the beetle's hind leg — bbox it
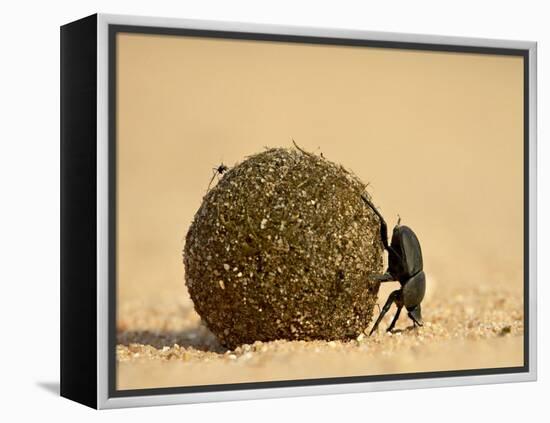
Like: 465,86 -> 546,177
386,304 -> 403,332
407,304 -> 423,327
369,289 -> 402,336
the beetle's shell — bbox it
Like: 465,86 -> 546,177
390,226 -> 423,279
184,147 -> 384,349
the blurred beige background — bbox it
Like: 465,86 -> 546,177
117,33 -> 523,302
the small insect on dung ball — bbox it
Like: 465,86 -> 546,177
184,147 -> 384,349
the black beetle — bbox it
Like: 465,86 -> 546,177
361,195 -> 426,335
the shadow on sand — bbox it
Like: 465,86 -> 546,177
117,326 -> 227,353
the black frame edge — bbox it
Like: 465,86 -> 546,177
60,13 -> 98,409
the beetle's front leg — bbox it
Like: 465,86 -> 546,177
369,289 -> 402,336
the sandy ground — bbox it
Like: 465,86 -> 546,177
116,282 -> 523,390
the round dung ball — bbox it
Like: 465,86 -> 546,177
184,147 -> 383,349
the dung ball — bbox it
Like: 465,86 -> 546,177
184,147 -> 383,349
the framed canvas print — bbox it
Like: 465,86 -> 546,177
60,13 -> 537,409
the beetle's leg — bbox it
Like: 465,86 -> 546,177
360,195 -> 403,262
361,195 -> 389,250
369,289 -> 401,336
386,305 -> 403,332
373,272 -> 393,283
407,304 -> 423,327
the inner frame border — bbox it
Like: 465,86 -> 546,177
97,14 -> 536,408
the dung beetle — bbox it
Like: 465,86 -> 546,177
361,195 -> 426,335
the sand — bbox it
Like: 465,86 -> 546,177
116,282 -> 523,390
